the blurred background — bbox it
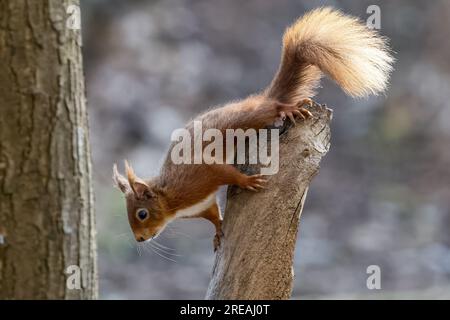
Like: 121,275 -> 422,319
80,0 -> 450,299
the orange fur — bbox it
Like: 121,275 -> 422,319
113,7 -> 394,249
267,7 -> 394,102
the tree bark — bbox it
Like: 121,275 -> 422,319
206,101 -> 332,300
0,0 -> 97,299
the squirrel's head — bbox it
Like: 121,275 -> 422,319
113,161 -> 170,242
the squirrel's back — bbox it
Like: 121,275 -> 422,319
266,7 -> 394,104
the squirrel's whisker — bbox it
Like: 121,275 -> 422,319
147,242 -> 181,257
151,239 -> 176,252
136,243 -> 143,257
145,243 -> 178,263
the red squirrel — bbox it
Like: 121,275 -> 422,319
113,7 -> 394,250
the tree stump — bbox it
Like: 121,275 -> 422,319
206,101 -> 332,300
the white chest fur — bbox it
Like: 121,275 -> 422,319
175,192 -> 217,218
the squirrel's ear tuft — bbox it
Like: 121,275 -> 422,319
113,164 -> 129,193
124,160 -> 153,199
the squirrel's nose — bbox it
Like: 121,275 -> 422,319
136,236 -> 145,242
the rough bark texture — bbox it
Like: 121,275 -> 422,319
206,101 -> 332,300
0,0 -> 97,299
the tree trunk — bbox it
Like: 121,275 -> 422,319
206,102 -> 332,300
0,0 -> 97,299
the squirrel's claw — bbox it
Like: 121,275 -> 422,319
287,112 -> 296,125
276,98 -> 313,125
213,230 -> 224,252
298,98 -> 313,108
299,107 -> 313,119
240,174 -> 267,192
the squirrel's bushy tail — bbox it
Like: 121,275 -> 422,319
267,7 -> 394,103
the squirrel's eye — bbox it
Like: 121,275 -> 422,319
136,209 -> 148,221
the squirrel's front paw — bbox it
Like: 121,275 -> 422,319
239,174 -> 267,192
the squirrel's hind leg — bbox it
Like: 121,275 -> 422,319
199,203 -> 224,252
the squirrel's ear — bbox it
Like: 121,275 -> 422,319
124,160 -> 153,199
132,180 -> 153,200
112,164 -> 129,193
